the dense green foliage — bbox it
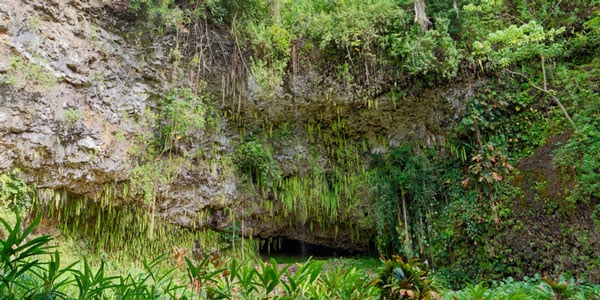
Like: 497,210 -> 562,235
0,212 -> 599,298
120,0 -> 600,287
371,146 -> 439,258
0,213 -> 380,299
3,0 -> 599,294
234,138 -> 281,188
0,169 -> 33,212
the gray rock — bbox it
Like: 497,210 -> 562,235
77,136 -> 100,151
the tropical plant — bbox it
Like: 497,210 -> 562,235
0,169 -> 34,212
0,214 -> 53,297
377,256 -> 439,300
26,251 -> 77,299
234,139 -> 281,189
73,258 -> 120,299
279,259 -> 322,298
185,254 -> 225,298
253,258 -> 287,298
321,265 -> 379,299
371,146 -> 439,258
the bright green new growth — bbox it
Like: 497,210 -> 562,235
2,57 -> 57,89
473,21 -> 565,68
0,169 -> 34,212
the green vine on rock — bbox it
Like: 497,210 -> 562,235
233,138 -> 281,190
0,169 -> 34,212
129,87 -> 208,240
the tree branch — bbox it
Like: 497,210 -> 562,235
504,68 -> 577,130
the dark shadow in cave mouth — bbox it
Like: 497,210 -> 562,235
259,238 -> 364,260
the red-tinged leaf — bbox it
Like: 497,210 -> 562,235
492,172 -> 503,181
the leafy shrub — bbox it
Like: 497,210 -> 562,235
377,256 -> 439,300
371,146 -> 439,258
0,169 -> 33,211
473,21 -> 565,68
156,87 -> 208,154
234,139 -> 281,188
307,0 -> 403,55
388,17 -> 462,79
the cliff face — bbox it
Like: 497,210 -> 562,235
0,0 -> 238,229
1,0 -> 140,191
0,0 -> 467,251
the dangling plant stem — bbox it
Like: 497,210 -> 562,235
401,188 -> 413,258
149,183 -> 157,240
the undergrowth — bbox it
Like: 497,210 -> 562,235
1,211 -> 598,299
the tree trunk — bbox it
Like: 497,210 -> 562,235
271,0 -> 281,24
414,0 -> 431,32
453,0 -> 459,16
474,119 -> 483,153
401,189 -> 414,258
541,55 -> 576,129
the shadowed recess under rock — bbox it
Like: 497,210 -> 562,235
258,237 -> 367,259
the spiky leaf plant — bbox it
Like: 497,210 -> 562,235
377,255 -> 439,299
72,258 -> 119,300
26,251 -> 77,299
0,214 -> 53,297
539,276 -> 574,300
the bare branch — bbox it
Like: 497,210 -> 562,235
504,68 -> 577,130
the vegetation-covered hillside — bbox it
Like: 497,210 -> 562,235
1,0 -> 599,296
127,0 -> 600,286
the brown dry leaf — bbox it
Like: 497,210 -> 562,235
492,171 -> 503,181
462,178 -> 469,188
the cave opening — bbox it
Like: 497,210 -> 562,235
258,238 -> 358,260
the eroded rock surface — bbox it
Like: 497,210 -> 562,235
0,0 -> 468,252
0,0 -> 235,228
